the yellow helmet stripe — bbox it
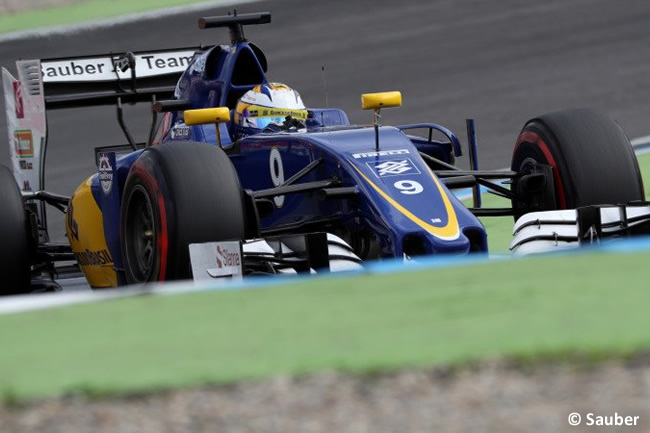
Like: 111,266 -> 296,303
237,104 -> 307,120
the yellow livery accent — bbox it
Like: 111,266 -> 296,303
65,176 -> 117,288
350,163 -> 460,240
361,91 -> 402,110
184,107 -> 230,125
235,103 -> 308,121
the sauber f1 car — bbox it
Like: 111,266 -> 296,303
1,12 -> 647,294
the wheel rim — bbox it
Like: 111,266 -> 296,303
124,185 -> 156,282
514,129 -> 568,210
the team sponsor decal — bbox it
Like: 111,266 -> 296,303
352,149 -> 409,159
13,129 -> 33,157
13,81 -> 24,119
239,103 -> 308,120
189,241 -> 243,280
368,158 -> 420,178
19,160 -> 33,170
170,125 -> 190,139
98,153 -> 114,196
211,244 -> 242,274
75,248 -> 113,267
40,50 -> 197,83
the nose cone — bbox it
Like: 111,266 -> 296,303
349,159 -> 460,241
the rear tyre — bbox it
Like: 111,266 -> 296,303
120,142 -> 246,284
511,108 -> 644,220
0,165 -> 30,294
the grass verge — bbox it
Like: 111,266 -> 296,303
1,248 -> 650,402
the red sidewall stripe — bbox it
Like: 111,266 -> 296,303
156,193 -> 169,281
515,131 -> 568,209
130,162 -> 169,281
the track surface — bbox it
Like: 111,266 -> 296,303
1,0 -> 650,242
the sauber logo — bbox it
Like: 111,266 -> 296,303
98,154 -> 113,195
40,51 -> 197,83
13,81 -> 24,119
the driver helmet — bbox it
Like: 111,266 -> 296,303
234,82 -> 307,138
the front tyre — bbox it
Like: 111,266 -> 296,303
120,142 -> 246,284
511,108 -> 644,220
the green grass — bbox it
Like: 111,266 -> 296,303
2,249 -> 650,401
0,0 -> 221,35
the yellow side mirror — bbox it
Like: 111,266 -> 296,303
361,91 -> 402,152
361,91 -> 402,110
184,107 -> 230,126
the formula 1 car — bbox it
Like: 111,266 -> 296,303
1,12 -> 647,294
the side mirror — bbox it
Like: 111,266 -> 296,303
184,107 -> 230,146
360,91 -> 402,151
184,107 -> 230,125
361,91 -> 402,110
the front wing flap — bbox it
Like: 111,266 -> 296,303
189,233 -> 363,281
510,203 -> 650,254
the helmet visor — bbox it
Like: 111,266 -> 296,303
253,116 -> 286,130
238,104 -> 307,130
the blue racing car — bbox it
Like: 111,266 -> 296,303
1,12 -> 646,293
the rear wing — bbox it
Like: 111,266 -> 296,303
2,47 -> 203,194
40,48 -> 201,108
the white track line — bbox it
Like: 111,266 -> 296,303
0,289 -> 133,315
0,0 -> 255,43
631,135 -> 650,145
631,135 -> 650,154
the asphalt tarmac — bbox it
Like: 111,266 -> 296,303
1,0 -> 649,243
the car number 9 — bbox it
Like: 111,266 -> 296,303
269,147 -> 285,207
394,180 -> 423,195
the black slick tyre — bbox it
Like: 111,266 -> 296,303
511,108 -> 644,219
0,165 -> 30,294
120,142 -> 246,284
